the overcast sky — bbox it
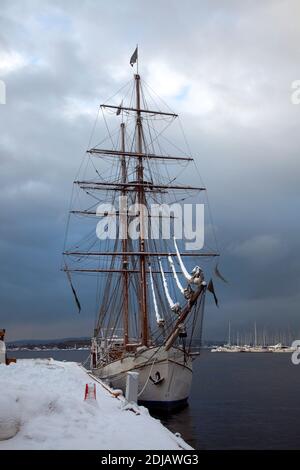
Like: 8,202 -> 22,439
0,0 -> 300,342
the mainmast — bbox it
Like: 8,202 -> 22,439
120,122 -> 129,347
135,73 -> 148,346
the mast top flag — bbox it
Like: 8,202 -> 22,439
130,46 -> 138,68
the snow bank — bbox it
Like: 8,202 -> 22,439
0,359 -> 192,450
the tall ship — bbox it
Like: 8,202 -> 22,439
63,48 -> 221,409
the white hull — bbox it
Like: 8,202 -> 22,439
93,346 -> 193,408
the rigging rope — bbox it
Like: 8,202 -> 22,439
137,359 -> 156,397
173,237 -> 192,283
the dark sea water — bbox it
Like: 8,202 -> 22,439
10,349 -> 300,450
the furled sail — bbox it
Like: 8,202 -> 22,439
173,237 -> 205,287
158,258 -> 181,314
207,278 -> 219,307
168,254 -> 194,300
65,268 -> 81,313
168,255 -> 185,295
149,264 -> 165,326
173,237 -> 192,282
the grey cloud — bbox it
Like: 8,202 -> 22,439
0,0 -> 299,341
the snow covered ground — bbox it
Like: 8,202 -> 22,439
0,359 -> 192,450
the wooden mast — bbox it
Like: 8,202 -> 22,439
120,122 -> 129,348
135,72 -> 148,346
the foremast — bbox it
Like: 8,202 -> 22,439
135,73 -> 148,346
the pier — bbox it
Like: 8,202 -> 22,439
0,359 -> 191,450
